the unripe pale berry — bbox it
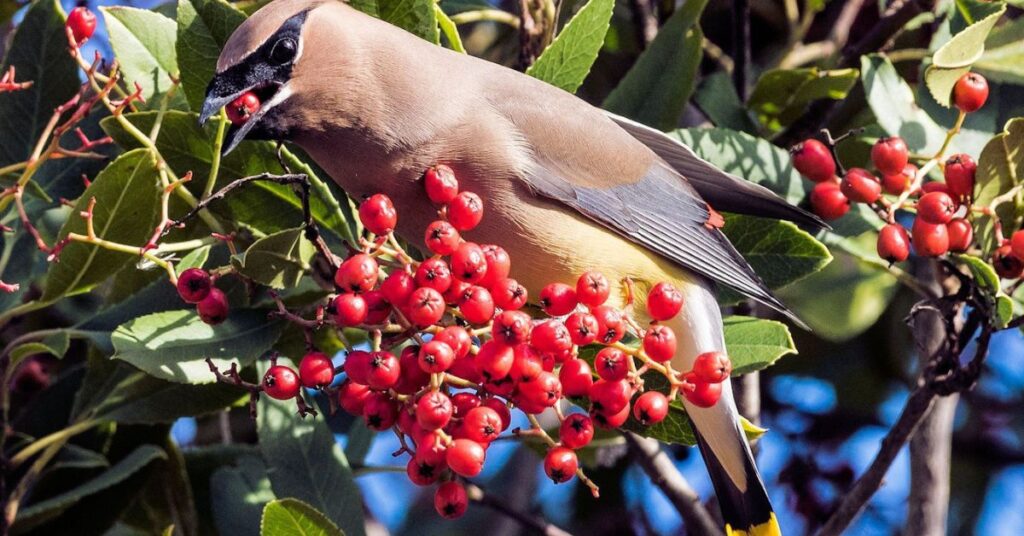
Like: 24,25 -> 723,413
810,182 -> 850,221
953,72 -> 989,113
877,224 -> 911,263
791,139 -> 836,183
262,365 -> 300,400
871,137 -> 909,176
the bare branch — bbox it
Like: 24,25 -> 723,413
466,483 -> 574,536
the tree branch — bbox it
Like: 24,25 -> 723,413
623,432 -> 725,536
466,483 -> 574,536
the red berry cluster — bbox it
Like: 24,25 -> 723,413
791,72 -> 1023,278
195,164 -> 734,519
176,268 -> 230,324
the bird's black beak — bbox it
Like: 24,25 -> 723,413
200,75 -> 282,156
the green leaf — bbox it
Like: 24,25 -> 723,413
995,294 -> 1014,328
721,214 -> 832,292
42,149 -> 162,301
85,363 -> 247,424
378,0 -> 439,43
261,499 -> 344,536
232,228 -> 316,289
602,0 -> 707,130
0,0 -> 79,169
526,0 -> 614,93
954,254 -> 1001,291
779,232 -> 900,342
177,0 -> 247,111
692,72 -> 758,133
925,4 -> 1006,106
746,68 -> 858,132
257,377 -> 365,536
14,446 -> 167,531
10,331 -> 70,365
974,118 -> 1023,247
862,55 -> 951,154
722,316 -> 797,375
102,7 -> 182,107
112,309 -> 284,384
101,111 -> 354,244
211,455 -> 277,536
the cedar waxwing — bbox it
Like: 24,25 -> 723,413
201,1 -> 824,533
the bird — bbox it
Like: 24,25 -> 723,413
201,1 -> 823,533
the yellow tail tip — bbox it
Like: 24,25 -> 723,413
726,513 -> 782,536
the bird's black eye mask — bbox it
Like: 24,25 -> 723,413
200,10 -> 311,152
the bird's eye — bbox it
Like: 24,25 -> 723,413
269,37 -> 297,65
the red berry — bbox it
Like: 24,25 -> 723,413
531,320 -> 572,354
810,182 -> 850,221
262,365 -> 300,400
343,350 -> 372,384
559,358 -> 594,398
684,381 -> 722,408
595,347 -> 629,381
365,351 -> 401,390
406,457 -> 441,486
491,310 -> 531,346
442,280 -> 471,305
478,245 -> 510,289
381,271 -> 415,306
1011,230 -> 1024,260
559,413 -> 594,448
446,439 -> 486,477
918,191 -> 957,224
416,390 -> 453,430
424,220 -> 461,255
176,268 -> 211,303
921,181 -> 951,196
643,325 -> 677,363
993,244 -> 1024,279
947,219 -> 973,253
407,287 -> 445,326
544,447 -> 579,483
358,194 -> 397,235
450,242 -> 488,283
332,293 -> 368,326
576,271 -> 610,307
67,6 -> 97,44
476,340 -> 514,380
953,72 -> 989,113
434,481 -> 469,519
871,137 -> 909,176
877,224 -> 911,263
647,282 -> 684,321
841,168 -> 882,204
634,391 -> 670,425
457,285 -> 495,324
592,403 -> 631,429
589,379 -> 631,415
448,192 -> 484,231
540,283 -> 578,316
363,393 -> 397,430
415,430 -> 449,465
337,379 -> 371,415
451,392 -> 481,418
395,346 -> 430,395
418,340 -> 455,373
912,219 -> 950,257
882,164 -> 916,195
298,351 -> 334,388
565,312 -> 599,345
415,258 -> 452,293
335,254 -> 378,293
492,278 -> 528,310
481,397 -> 511,430
197,287 -> 229,325
944,154 -> 976,200
592,305 -> 625,344
518,371 -> 562,408
363,291 -> 391,324
463,406 -> 502,443
692,351 -> 732,383
791,139 -> 836,183
225,92 -> 260,125
434,326 -> 473,359
424,165 -> 459,204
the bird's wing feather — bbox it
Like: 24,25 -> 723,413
604,112 -> 827,230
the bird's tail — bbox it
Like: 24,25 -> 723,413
657,276 -> 779,536
694,428 -> 780,536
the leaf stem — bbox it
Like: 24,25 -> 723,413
205,109 -> 229,199
435,4 -> 467,53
